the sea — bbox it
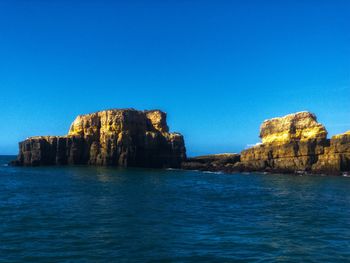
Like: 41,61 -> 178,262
0,155 -> 349,262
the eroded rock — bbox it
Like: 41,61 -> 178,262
312,131 -> 350,174
240,112 -> 349,175
182,112 -> 350,175
13,109 -> 186,168
259,111 -> 327,144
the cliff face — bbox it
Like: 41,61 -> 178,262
14,109 -> 186,168
240,112 -> 350,174
312,131 -> 350,174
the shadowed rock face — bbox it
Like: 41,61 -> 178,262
312,131 -> 350,174
240,112 -> 350,174
13,109 -> 186,168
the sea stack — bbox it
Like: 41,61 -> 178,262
13,109 -> 186,168
240,112 -> 350,174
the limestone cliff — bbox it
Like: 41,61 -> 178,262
312,131 -> 350,174
240,112 -> 350,175
13,109 -> 186,168
259,112 -> 327,144
181,111 -> 349,175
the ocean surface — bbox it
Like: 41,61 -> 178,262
0,155 -> 350,262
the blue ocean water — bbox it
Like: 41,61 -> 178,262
0,155 -> 350,262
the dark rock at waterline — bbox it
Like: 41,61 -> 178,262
181,153 -> 240,172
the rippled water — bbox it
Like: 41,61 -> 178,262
1,155 -> 350,262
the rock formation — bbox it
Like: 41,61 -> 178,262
12,109 -> 350,175
240,112 -> 350,175
181,111 -> 350,175
13,109 -> 186,168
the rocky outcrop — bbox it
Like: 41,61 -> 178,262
240,112 -> 350,175
181,154 -> 240,172
181,111 -> 349,175
13,109 -> 186,168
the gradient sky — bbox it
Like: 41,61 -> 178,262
0,0 -> 349,156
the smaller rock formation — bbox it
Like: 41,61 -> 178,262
13,109 -> 186,168
182,111 -> 350,175
240,112 -> 350,175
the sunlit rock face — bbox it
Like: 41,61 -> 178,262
259,111 -> 327,144
241,112 -> 350,174
14,109 -> 186,168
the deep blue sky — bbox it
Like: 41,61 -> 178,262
0,0 -> 349,156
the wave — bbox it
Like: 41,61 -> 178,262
166,168 -> 181,171
202,171 -> 223,175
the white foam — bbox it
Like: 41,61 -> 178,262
245,142 -> 262,149
202,171 -> 223,175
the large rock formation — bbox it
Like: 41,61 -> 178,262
13,109 -> 186,168
240,112 -> 350,175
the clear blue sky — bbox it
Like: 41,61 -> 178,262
0,0 -> 349,156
